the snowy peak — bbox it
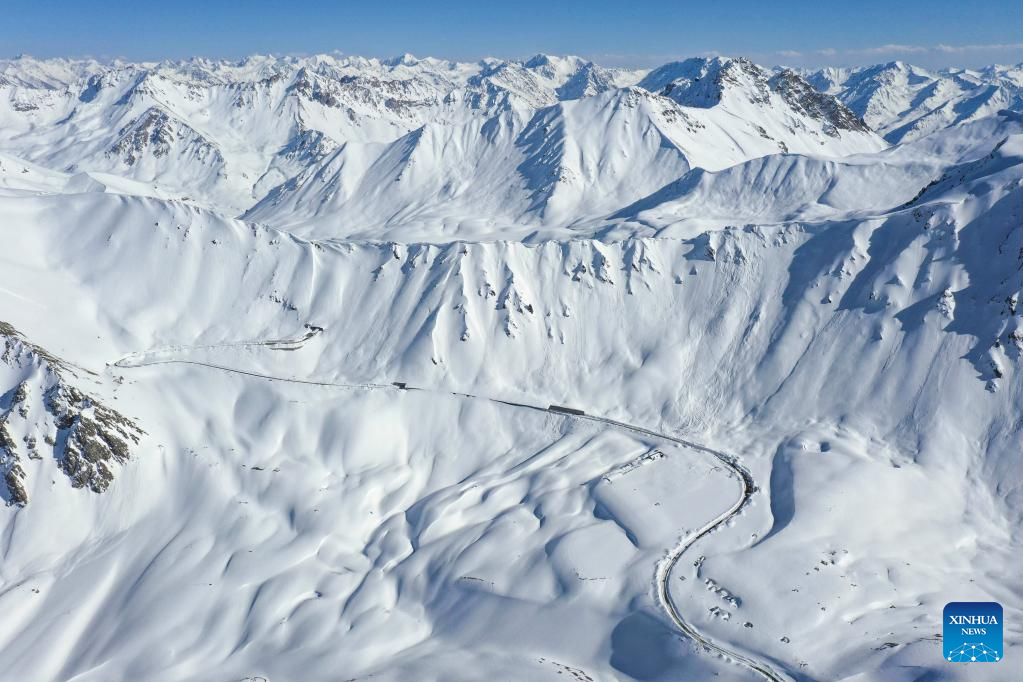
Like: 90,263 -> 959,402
513,87 -> 692,221
109,105 -> 222,167
556,62 -> 621,100
805,60 -> 1023,142
281,127 -> 339,162
382,52 -> 422,68
638,57 -> 769,108
636,57 -> 874,145
522,53 -> 588,78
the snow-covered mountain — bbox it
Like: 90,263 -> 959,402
804,60 -> 1023,143
2,53 -> 1022,682
1,53 -> 880,227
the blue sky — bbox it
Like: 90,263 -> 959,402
3,0 -> 1021,68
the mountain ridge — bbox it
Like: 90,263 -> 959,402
2,53 -> 889,223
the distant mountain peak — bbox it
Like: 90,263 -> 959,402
637,56 -> 771,108
383,53 -> 421,67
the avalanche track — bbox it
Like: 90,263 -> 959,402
111,330 -> 787,682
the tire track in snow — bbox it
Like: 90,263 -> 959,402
111,334 -> 787,682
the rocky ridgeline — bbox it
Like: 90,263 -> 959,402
649,58 -> 867,134
768,69 -> 870,135
0,321 -> 142,506
109,106 -> 224,167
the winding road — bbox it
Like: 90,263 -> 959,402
112,328 -> 787,682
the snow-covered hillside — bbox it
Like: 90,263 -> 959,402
1,53 -> 1022,682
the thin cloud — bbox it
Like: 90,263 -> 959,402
842,42 -> 1023,56
762,42 -> 1023,69
934,42 -> 1023,53
852,44 -> 931,55
581,42 -> 1023,70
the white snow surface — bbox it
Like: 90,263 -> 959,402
1,53 -> 1022,682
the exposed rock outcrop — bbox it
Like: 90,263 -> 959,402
0,321 -> 142,505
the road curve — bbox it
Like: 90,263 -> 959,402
585,414 -> 786,682
112,338 -> 787,682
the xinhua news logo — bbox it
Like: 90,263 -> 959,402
943,602 -> 1002,663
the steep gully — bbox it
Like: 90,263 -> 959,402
111,327 -> 787,682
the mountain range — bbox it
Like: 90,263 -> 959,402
1,52 -> 1022,681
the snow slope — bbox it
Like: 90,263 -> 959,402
1,53 -> 1022,682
